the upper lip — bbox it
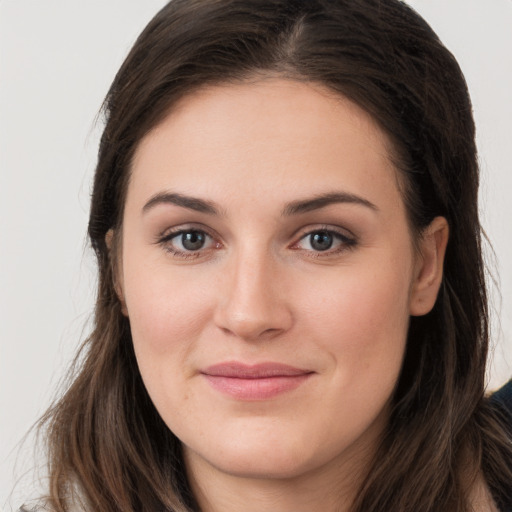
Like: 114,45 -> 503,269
202,362 -> 312,379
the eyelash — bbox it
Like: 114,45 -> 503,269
291,226 -> 357,257
156,225 -> 357,260
156,226 -> 220,260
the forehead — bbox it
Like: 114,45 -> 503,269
128,78 -> 403,216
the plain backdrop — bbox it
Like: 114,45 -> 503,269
1,0 -> 511,509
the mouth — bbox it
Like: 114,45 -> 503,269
201,362 -> 314,400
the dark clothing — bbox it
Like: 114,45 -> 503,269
491,379 -> 512,424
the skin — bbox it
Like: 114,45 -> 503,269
115,79 -> 449,512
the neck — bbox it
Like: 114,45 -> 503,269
187,458 -> 364,512
468,472 -> 499,512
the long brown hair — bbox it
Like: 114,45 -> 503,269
36,0 -> 512,510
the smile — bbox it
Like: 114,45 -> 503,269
201,362 -> 314,400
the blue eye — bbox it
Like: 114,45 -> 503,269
160,229 -> 216,255
178,231 -> 208,251
296,229 -> 355,253
309,231 -> 334,251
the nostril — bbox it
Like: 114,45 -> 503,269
217,321 -> 283,341
214,306 -> 292,341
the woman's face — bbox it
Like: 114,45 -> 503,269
118,79 -> 445,485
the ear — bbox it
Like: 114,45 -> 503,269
105,229 -> 128,317
409,216 -> 449,317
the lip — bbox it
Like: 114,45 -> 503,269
201,362 -> 314,400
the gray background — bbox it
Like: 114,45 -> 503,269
1,0 -> 511,508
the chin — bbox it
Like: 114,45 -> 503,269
182,418 -> 351,482
196,444 -> 319,480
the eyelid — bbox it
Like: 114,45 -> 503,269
156,222 -> 218,241
291,223 -> 356,242
289,224 -> 358,254
155,223 -> 222,258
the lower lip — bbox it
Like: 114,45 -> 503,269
202,374 -> 312,400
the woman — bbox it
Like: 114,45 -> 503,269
25,0 -> 512,510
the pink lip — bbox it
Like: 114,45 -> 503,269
201,362 -> 314,400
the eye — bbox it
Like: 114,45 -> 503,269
175,230 -> 209,251
294,228 -> 356,254
158,228 -> 219,258
308,231 -> 335,251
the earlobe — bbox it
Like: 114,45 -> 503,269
409,216 -> 449,317
105,229 -> 128,317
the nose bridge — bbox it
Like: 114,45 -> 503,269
215,244 -> 291,340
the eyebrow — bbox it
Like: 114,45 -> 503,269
282,192 -> 378,216
142,190 -> 378,216
142,192 -> 220,215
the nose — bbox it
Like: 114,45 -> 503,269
213,250 -> 293,341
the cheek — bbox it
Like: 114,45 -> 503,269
311,265 -> 412,420
348,272 -> 411,341
122,258 -> 215,360
299,255 -> 413,376
122,264 -> 216,420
